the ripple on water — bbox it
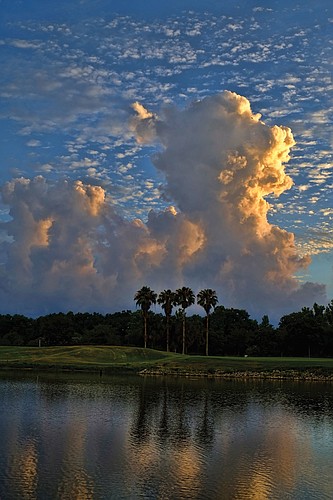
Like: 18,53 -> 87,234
1,376 -> 333,500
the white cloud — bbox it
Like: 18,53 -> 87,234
7,39 -> 42,49
0,92 -> 326,321
131,91 -> 326,318
26,139 -> 42,147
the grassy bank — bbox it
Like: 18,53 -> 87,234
1,346 -> 333,380
0,346 -> 171,373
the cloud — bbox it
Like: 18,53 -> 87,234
0,92 -> 327,321
0,176 -> 204,316
26,139 -> 42,147
131,91 -> 327,318
130,102 -> 157,144
0,177 -> 112,312
7,39 -> 42,49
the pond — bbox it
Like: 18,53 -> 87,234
0,372 -> 333,499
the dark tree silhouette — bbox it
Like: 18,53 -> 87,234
158,289 -> 176,352
197,289 -> 218,356
175,287 -> 195,355
134,286 -> 157,348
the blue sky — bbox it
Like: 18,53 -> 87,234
0,0 -> 332,320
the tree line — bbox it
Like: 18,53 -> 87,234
0,287 -> 333,357
134,286 -> 218,355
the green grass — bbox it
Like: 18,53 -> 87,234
0,345 -> 173,371
1,346 -> 333,378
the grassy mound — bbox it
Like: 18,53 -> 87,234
0,346 -> 333,379
0,345 -> 173,371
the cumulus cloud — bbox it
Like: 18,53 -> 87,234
131,91 -> 326,317
0,92 -> 326,320
0,176 -> 205,316
130,102 -> 157,144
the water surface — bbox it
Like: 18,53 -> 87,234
0,372 -> 332,499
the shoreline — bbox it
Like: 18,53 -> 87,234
139,367 -> 333,381
1,346 -> 333,381
1,363 -> 333,382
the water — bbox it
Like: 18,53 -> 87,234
0,372 -> 333,499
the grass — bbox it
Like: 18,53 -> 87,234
0,345 -> 172,372
1,346 -> 333,379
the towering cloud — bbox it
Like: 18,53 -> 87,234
0,92 -> 326,320
131,91 -> 326,316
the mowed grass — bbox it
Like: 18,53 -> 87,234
1,345 -> 333,374
0,346 -> 173,371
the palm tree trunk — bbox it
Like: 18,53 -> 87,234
166,315 -> 170,352
144,314 -> 147,349
205,314 -> 209,356
182,314 -> 186,355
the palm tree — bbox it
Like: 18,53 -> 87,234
197,289 -> 218,356
175,286 -> 195,355
157,289 -> 176,352
134,286 -> 157,348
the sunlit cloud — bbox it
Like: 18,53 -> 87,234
0,2 -> 332,313
0,92 -> 327,320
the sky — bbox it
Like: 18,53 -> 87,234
0,0 -> 332,322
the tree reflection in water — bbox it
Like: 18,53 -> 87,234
0,373 -> 333,499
